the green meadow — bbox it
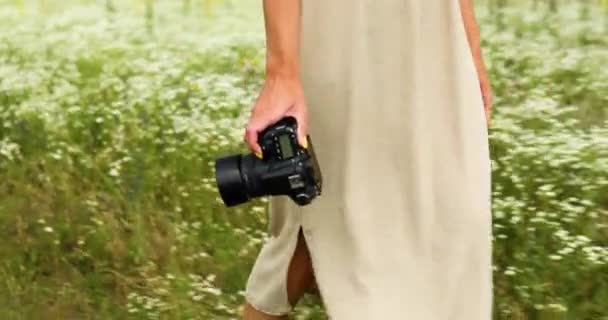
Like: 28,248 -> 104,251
0,1 -> 606,319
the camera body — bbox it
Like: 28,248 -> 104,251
214,117 -> 323,207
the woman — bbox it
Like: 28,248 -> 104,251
242,0 -> 493,319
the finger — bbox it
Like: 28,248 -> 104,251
244,124 -> 263,157
286,106 -> 308,149
246,108 -> 282,157
485,111 -> 492,128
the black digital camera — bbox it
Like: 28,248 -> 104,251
214,116 -> 323,207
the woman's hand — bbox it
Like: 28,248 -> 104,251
459,0 -> 492,128
245,0 -> 305,158
244,73 -> 309,158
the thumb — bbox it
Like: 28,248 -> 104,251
297,126 -> 308,150
287,108 -> 308,149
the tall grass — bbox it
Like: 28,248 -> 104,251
0,1 -> 606,319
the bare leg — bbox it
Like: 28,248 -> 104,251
242,229 -> 316,320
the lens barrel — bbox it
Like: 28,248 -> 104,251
214,155 -> 249,207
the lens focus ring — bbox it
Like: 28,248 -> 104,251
215,155 -> 249,207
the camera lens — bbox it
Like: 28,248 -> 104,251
215,155 -> 250,207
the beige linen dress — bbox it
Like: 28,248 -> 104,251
245,1 -> 493,319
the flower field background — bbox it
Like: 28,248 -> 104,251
0,1 -> 606,319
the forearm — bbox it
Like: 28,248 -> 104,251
263,0 -> 301,77
459,0 -> 486,77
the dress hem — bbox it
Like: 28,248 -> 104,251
245,292 -> 293,316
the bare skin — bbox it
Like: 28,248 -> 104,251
241,1 -> 492,319
242,230 -> 315,320
459,0 -> 494,126
243,0 -> 308,159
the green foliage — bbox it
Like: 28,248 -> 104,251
490,102 -> 608,319
480,5 -> 608,127
0,1 -> 606,320
480,5 -> 608,319
480,4 -> 608,319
